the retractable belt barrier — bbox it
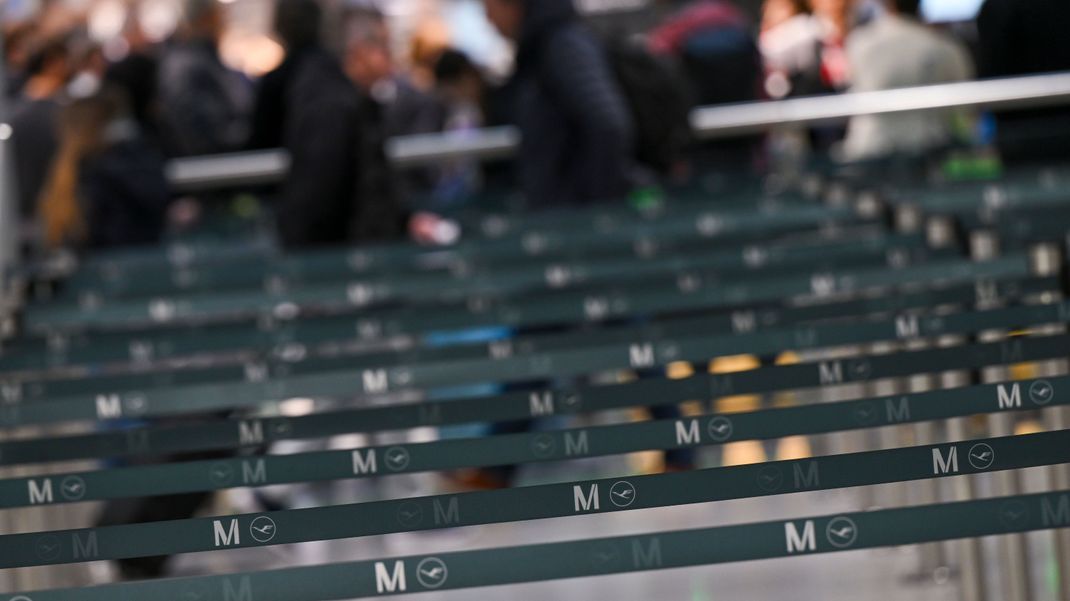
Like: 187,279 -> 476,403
11,490 -> 1069,601
962,206 -> 1070,245
33,202 -> 860,316
41,166 -> 1069,303
886,175 -> 1069,216
0,253 -> 1014,400
1,277 -> 1060,432
22,213 -> 877,335
2,254 -> 1034,407
0,431 -> 1065,569
54,192 -> 817,290
53,197 -> 841,301
9,267 -> 1045,376
19,177 -> 1068,336
3,331 -> 1066,464
3,229 -> 934,368
1,374 -> 1064,507
0,166 -> 1067,600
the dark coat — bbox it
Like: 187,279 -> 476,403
275,48 -> 404,248
512,0 -> 635,207
10,97 -> 59,219
276,48 -> 359,248
977,0 -> 1070,162
81,138 -> 169,249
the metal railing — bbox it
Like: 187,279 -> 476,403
165,71 -> 1070,191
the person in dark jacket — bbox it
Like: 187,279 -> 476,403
37,86 -> 169,250
484,0 -> 635,207
247,0 -> 321,150
270,0 -> 362,248
977,0 -> 1070,162
157,0 -> 251,156
10,38 -> 69,222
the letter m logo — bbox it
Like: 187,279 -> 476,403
239,421 -> 264,445
1042,494 -> 1070,527
213,519 -> 241,547
95,394 -> 122,419
28,479 -> 53,505
362,369 -> 389,394
573,484 -> 600,512
242,460 -> 268,484
819,361 -> 843,385
72,532 -> 98,559
997,384 -> 1021,409
631,538 -> 662,568
223,576 -> 254,601
785,521 -> 816,553
895,315 -> 920,339
375,561 -> 406,593
675,420 -> 700,445
529,392 -> 554,416
433,497 -> 460,525
932,447 -> 959,474
352,450 -> 378,475
628,344 -> 655,368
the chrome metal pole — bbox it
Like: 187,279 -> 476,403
165,73 -> 1070,189
1030,242 -> 1070,601
971,230 -> 1031,601
926,215 -> 986,601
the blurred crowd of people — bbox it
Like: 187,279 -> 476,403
3,0 -> 1068,255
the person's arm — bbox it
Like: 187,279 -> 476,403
537,29 -> 635,202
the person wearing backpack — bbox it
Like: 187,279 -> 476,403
483,0 -> 635,208
648,0 -> 763,172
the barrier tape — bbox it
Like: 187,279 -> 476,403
0,431 -> 1064,568
0,375 -> 1064,507
10,489 -> 1069,600
3,294 -> 1063,429
3,332 -> 1067,463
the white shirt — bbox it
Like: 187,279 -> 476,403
841,14 -> 974,161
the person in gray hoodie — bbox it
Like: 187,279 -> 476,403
484,0 -> 636,207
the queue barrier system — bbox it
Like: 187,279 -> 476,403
9,490 -> 1067,600
0,375 -> 1062,507
1,161 -> 1069,600
2,330 -> 1068,464
0,431 -> 1065,569
3,254 -> 1037,407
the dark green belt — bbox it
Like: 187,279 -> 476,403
36,203 -> 860,314
55,210 -> 881,302
3,329 -> 1067,464
5,273 -> 1048,374
23,219 -> 905,334
2,375 -> 1064,507
3,254 -> 1036,406
892,178 -> 1068,215
0,430 -> 1065,569
58,196 -> 833,291
12,489 -> 1068,600
4,230 -> 936,367
5,293 -> 1064,430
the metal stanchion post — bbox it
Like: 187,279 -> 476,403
894,204 -> 948,583
0,28 -> 22,594
924,215 -> 987,601
1031,242 -> 1070,601
971,230 -> 1032,601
